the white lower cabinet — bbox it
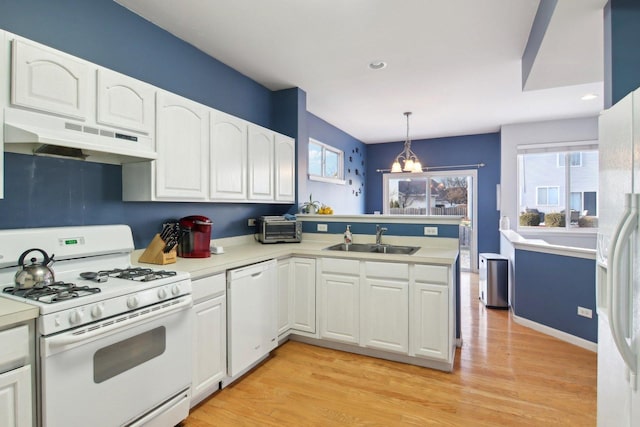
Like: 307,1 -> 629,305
278,257 -> 317,337
290,258 -> 316,333
410,264 -> 453,362
277,258 -> 292,336
361,262 -> 409,354
0,365 -> 32,427
319,258 -> 360,344
0,323 -> 33,427
317,258 -> 455,368
191,273 -> 226,407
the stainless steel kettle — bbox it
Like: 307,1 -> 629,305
14,248 -> 56,289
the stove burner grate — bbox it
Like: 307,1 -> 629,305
98,267 -> 177,282
3,282 -> 101,303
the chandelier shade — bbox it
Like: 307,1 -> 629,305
391,112 -> 423,173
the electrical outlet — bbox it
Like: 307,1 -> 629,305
247,218 -> 256,226
317,224 -> 328,232
577,306 -> 593,318
424,226 -> 438,236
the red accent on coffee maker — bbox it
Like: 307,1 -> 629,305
177,215 -> 212,258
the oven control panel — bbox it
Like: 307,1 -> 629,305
38,279 -> 192,335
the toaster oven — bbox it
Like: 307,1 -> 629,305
257,216 -> 302,243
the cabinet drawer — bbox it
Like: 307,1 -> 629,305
365,261 -> 409,280
0,325 -> 29,373
321,258 -> 359,275
414,264 -> 449,284
192,273 -> 225,302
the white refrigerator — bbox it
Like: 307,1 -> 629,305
597,88 -> 640,426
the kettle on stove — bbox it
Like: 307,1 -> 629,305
14,248 -> 56,289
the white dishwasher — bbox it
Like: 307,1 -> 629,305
227,259 -> 278,380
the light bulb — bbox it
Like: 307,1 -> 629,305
403,158 -> 414,171
412,161 -> 422,173
391,160 -> 402,173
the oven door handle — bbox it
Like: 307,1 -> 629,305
45,297 -> 192,350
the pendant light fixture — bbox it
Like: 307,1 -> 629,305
391,112 -> 423,173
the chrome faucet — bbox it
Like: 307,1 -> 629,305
375,225 -> 388,245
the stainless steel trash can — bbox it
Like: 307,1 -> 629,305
479,253 -> 509,308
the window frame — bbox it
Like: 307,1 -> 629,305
308,138 -> 346,184
517,141 -> 598,233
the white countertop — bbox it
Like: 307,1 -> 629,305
500,229 -> 596,260
0,298 -> 38,329
133,234 -> 459,280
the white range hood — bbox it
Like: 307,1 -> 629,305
4,108 -> 157,164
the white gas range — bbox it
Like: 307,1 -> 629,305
0,225 -> 193,427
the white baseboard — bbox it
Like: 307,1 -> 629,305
512,313 -> 597,352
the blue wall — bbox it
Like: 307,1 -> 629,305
0,0 -> 297,248
365,132 -> 501,255
606,0 -> 640,106
514,249 -> 597,343
307,113 -> 366,214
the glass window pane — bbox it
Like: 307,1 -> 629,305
548,187 -> 559,205
570,152 -> 582,167
308,142 -> 322,176
570,192 -> 582,211
520,152 -> 565,227
569,151 -> 598,228
537,187 -> 548,205
324,149 -> 338,178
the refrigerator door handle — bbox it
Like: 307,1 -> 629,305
609,193 -> 638,389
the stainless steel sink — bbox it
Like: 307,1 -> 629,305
323,243 -> 375,253
323,243 -> 420,255
370,244 -> 420,255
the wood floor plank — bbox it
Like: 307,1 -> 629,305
185,272 -> 596,426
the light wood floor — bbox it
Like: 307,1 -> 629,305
185,272 -> 596,426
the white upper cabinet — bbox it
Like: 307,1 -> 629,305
11,39 -> 89,120
275,134 -> 295,202
0,30 -> 6,199
210,110 -> 247,200
155,91 -> 209,200
248,123 -> 275,201
96,68 -> 155,135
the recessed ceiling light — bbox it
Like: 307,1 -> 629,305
369,61 -> 387,70
581,93 -> 598,101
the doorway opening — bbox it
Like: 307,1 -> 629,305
382,169 -> 478,271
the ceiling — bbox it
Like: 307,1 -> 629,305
115,0 -> 606,143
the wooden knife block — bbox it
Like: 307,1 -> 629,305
138,234 -> 177,265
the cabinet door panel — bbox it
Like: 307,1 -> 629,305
248,124 -> 274,200
319,273 -> 359,344
0,365 -> 32,427
362,278 -> 408,353
191,295 -> 226,404
155,92 -> 208,200
277,258 -> 292,335
291,258 -> 316,333
210,111 -> 247,200
96,68 -> 154,134
275,134 -> 295,202
411,283 -> 449,361
12,39 -> 89,120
